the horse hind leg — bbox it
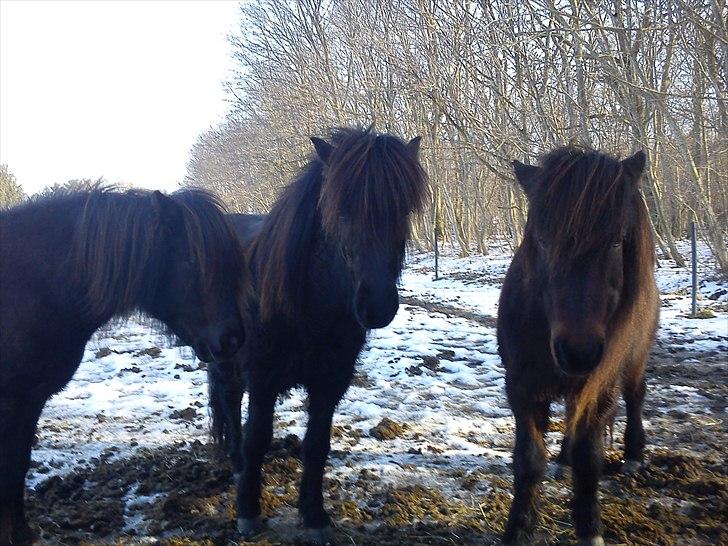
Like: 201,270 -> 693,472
0,395 -> 46,546
549,398 -> 574,481
555,400 -> 621,482
502,400 -> 550,545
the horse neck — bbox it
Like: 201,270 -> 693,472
252,163 -> 356,320
72,194 -> 164,325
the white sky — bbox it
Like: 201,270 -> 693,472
0,0 -> 240,194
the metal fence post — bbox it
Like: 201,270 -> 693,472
434,226 -> 440,280
691,221 -> 697,317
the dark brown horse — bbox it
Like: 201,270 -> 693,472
207,127 -> 428,544
0,187 -> 247,545
497,147 -> 659,546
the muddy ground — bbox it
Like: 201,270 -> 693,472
25,315 -> 727,546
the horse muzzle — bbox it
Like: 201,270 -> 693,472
354,282 -> 399,330
552,336 -> 605,377
194,323 -> 244,362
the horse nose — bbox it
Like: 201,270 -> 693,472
195,325 -> 244,362
354,282 -> 399,329
219,330 -> 243,357
553,337 -> 604,376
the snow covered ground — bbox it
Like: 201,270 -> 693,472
25,242 -> 727,544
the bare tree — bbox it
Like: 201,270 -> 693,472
0,164 -> 25,208
186,0 -> 728,274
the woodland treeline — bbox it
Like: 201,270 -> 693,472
185,0 -> 728,274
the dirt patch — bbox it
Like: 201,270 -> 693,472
136,346 -> 163,358
95,347 -> 113,359
400,296 -> 497,328
420,355 -> 441,371
447,270 -> 505,287
369,417 -> 408,441
24,434 -> 727,546
170,407 -> 199,421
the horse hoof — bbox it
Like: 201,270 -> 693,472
622,459 -> 643,475
546,462 -> 571,481
501,526 -> 537,545
12,526 -> 40,546
577,537 -> 605,546
305,526 -> 331,545
237,517 -> 263,538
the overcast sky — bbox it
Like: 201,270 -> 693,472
0,0 -> 240,194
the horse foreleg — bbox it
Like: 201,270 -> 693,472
207,360 -> 246,477
570,421 -> 607,546
0,395 -> 45,546
235,384 -> 275,538
622,361 -> 647,474
503,400 -> 549,545
298,383 -> 346,545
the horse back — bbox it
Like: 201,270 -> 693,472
0,199 -> 80,316
227,213 -> 266,250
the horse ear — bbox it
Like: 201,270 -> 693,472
151,190 -> 183,229
407,136 -> 422,157
310,137 -> 334,164
512,160 -> 540,195
622,150 -> 647,183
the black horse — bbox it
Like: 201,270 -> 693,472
207,127 -> 428,543
0,187 -> 247,545
498,148 -> 659,545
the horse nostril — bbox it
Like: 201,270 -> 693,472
221,332 -> 242,355
553,337 -> 604,376
590,341 -> 604,365
554,339 -> 568,368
